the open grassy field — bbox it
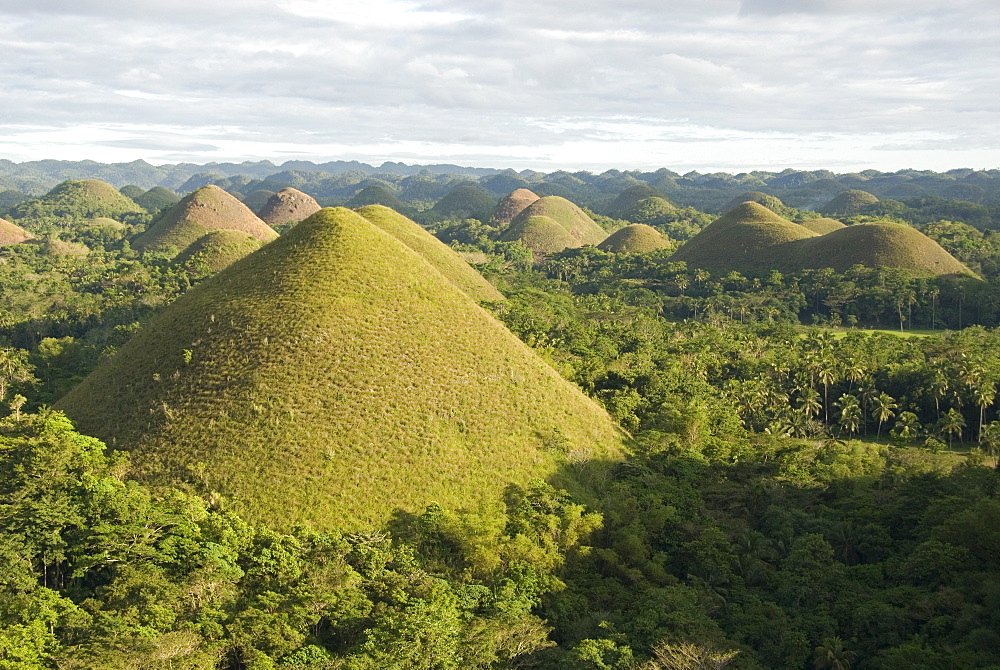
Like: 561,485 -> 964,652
58,207 -> 626,531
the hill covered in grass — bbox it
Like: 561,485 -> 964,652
9,179 -> 145,226
723,191 -> 791,216
490,188 -> 539,225
820,189 -> 879,216
344,185 -> 407,211
57,207 -> 625,531
672,202 -> 974,277
670,202 -> 818,272
606,184 -> 669,217
501,196 -> 607,253
0,217 -> 34,245
800,217 -> 846,234
597,224 -> 671,254
173,229 -> 264,278
354,204 -> 504,301
428,184 -> 495,221
256,187 -> 321,226
131,185 -> 278,255
133,186 -> 180,214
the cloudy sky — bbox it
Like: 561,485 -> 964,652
1,0 -> 997,172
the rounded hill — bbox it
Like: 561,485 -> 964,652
724,191 -> 788,215
57,208 -> 625,531
242,190 -> 276,212
0,218 -> 34,245
10,179 -> 145,223
670,202 -> 817,273
597,224 -> 671,254
345,185 -> 407,211
490,188 -> 539,226
174,229 -> 264,277
134,186 -> 180,214
256,187 -> 321,226
429,185 -> 495,221
790,222 -> 974,276
132,185 -> 278,256
501,196 -> 607,253
607,184 -> 669,217
354,204 -> 504,301
820,190 -> 879,216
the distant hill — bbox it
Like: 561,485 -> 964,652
173,229 -> 263,278
0,218 -> 34,245
428,185 -> 495,221
256,187 -> 321,226
597,224 -> 671,254
723,191 -> 790,216
354,205 -> 504,301
9,179 -> 144,226
345,185 -> 407,211
242,190 -> 275,212
606,184 -> 669,217
132,185 -> 278,256
800,218 -> 846,235
671,202 -> 973,277
820,190 -> 879,216
57,207 -> 625,531
134,186 -> 180,214
490,188 -> 539,226
501,196 -> 607,253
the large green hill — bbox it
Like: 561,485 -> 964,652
820,189 -> 878,216
355,204 -> 504,301
9,178 -> 145,225
671,202 -> 973,277
344,185 -> 407,211
501,196 -> 607,253
173,229 -> 264,278
597,224 -> 671,254
132,185 -> 278,256
57,208 -> 625,531
429,185 -> 495,221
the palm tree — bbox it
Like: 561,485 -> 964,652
813,636 -> 857,670
870,392 -> 897,438
980,421 -> 1000,467
798,387 -> 823,420
892,412 -> 921,443
974,381 -> 995,445
940,408 -> 966,449
835,394 -> 862,437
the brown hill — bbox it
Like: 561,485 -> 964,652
256,187 -> 321,226
597,224 -> 671,254
57,207 -> 625,531
490,188 -> 539,226
0,218 -> 33,245
132,185 -> 278,256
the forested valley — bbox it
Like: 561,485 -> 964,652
1,165 -> 999,669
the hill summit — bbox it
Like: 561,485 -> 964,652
10,179 -> 145,224
132,185 -> 278,255
57,207 -> 624,531
255,187 -> 321,226
490,188 -> 539,225
501,196 -> 607,253
597,224 -> 671,254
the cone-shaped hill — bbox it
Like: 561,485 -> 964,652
671,203 -> 973,278
57,208 -> 625,531
670,202 -> 817,273
820,190 -> 878,216
0,218 -> 34,245
607,184 -> 669,217
490,188 -> 539,225
10,179 -> 145,223
800,218 -> 846,235
792,223 -> 973,276
134,186 -> 180,214
597,224 -> 671,254
256,187 -> 321,226
132,185 -> 278,256
355,205 -> 503,302
501,196 -> 607,253
724,191 -> 788,215
174,230 -> 264,277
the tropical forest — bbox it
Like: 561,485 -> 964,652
1,159 -> 999,670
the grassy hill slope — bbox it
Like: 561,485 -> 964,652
10,179 -> 145,225
820,190 -> 879,216
132,185 -> 278,255
597,224 -> 671,254
670,202 -> 817,272
800,218 -> 846,235
174,229 -> 264,277
430,185 -> 495,221
345,185 -> 407,211
502,196 -> 607,252
355,204 -> 504,301
57,208 -> 625,531
490,188 -> 539,225
0,218 -> 34,245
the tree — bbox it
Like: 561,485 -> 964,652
813,636 -> 857,670
870,392 -> 897,438
940,408 -> 966,449
798,388 -> 822,420
891,412 -> 921,443
643,640 -> 738,670
835,394 -> 862,436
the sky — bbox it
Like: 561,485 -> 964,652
1,0 -> 998,173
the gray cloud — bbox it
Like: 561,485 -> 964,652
0,0 -> 997,170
